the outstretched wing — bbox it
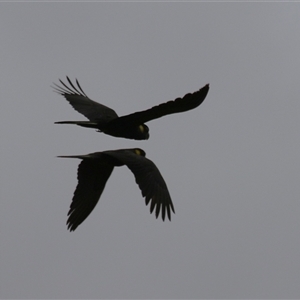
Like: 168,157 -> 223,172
111,84 -> 209,126
52,76 -> 118,122
106,149 -> 175,221
64,156 -> 114,231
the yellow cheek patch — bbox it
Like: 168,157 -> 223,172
138,125 -> 144,133
135,149 -> 142,156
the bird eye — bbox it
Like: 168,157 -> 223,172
134,149 -> 142,156
138,125 -> 144,133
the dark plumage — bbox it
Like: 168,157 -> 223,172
53,76 -> 209,140
58,148 -> 174,231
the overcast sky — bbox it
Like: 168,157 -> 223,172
1,2 -> 300,299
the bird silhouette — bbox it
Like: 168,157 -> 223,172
58,148 -> 174,231
53,76 -> 209,140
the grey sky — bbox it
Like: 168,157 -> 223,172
1,3 -> 300,299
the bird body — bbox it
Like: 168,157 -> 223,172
53,76 -> 209,140
58,148 -> 174,231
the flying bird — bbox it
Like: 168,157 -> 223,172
53,76 -> 209,140
58,148 -> 175,231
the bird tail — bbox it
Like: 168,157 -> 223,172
54,121 -> 99,129
57,154 -> 91,159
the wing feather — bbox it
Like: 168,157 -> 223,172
110,84 -> 209,126
66,157 -> 114,231
52,77 -> 118,122
105,150 -> 175,221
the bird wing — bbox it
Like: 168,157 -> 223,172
110,84 -> 209,126
66,157 -> 114,231
105,149 -> 175,221
52,77 -> 118,122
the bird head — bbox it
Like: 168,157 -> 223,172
135,124 -> 149,140
133,148 -> 146,157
